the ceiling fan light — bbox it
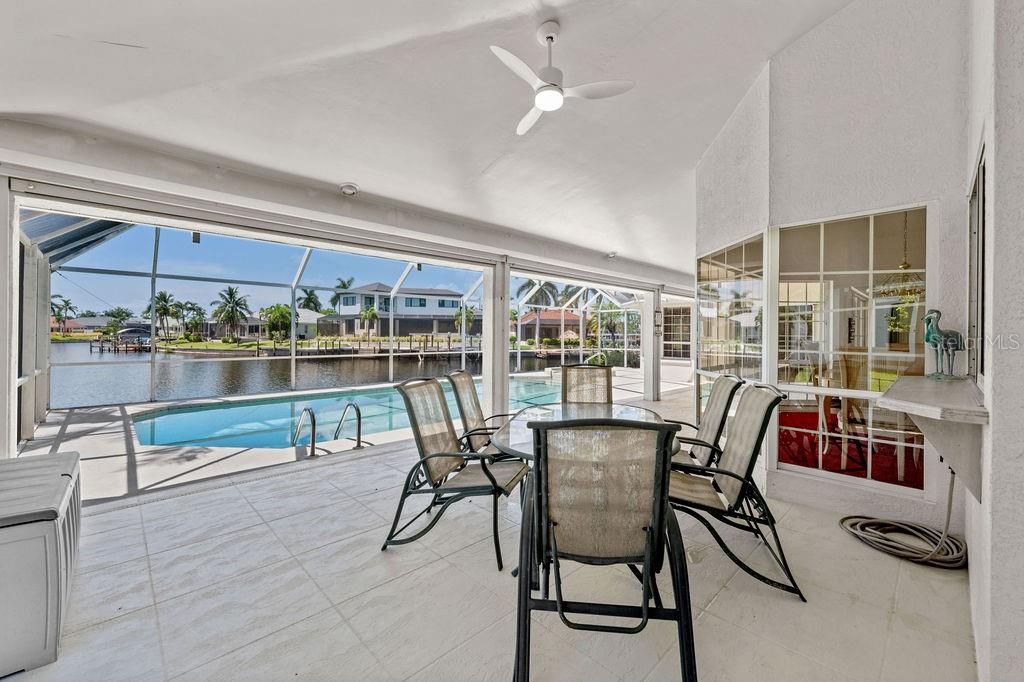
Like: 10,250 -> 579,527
535,86 -> 564,112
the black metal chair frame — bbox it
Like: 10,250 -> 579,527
560,363 -> 613,403
381,377 -> 523,571
514,418 -> 698,681
665,373 -> 743,464
445,369 -> 516,452
669,384 -> 807,602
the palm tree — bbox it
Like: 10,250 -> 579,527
515,279 -> 559,306
453,305 -> 475,333
210,286 -> 252,341
259,304 -> 293,336
50,295 -> 66,333
103,307 -> 134,326
297,288 -> 322,312
360,306 -> 378,340
50,295 -> 78,334
183,302 -> 205,335
587,302 -> 623,345
169,301 -> 186,338
143,290 -> 175,339
258,304 -> 293,348
329,276 -> 356,309
558,285 -> 598,307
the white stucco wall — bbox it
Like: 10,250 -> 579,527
695,65 -> 769,257
770,0 -> 968,338
984,3 -> 1024,679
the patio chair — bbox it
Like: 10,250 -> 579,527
668,384 -> 806,601
446,369 -> 515,453
514,418 -> 697,682
381,377 -> 528,570
667,373 -> 743,467
560,363 -> 613,403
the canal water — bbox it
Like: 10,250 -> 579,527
49,342 -> 572,408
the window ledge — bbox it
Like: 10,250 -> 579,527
877,376 -> 987,502
875,376 -> 988,425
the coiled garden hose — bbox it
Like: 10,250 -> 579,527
839,469 -> 967,569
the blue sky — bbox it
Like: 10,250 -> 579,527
51,224 -> 487,317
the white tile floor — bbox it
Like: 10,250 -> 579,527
10,437 -> 977,681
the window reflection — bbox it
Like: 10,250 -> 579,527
776,208 -> 927,490
696,235 -> 764,381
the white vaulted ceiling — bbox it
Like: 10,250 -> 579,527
1,0 -> 851,275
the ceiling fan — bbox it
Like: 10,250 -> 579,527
490,20 -> 634,135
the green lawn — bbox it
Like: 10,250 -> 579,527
158,339 -> 262,351
50,332 -> 95,343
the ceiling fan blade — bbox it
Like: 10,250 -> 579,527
516,107 -> 542,136
564,80 -> 635,100
490,45 -> 543,89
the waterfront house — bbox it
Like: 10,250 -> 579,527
321,282 -> 481,336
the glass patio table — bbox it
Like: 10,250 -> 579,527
490,402 -> 665,460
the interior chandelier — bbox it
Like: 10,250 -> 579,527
874,211 -> 925,300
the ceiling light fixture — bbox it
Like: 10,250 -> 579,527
606,252 -> 618,259
534,85 -> 564,112
339,183 -> 360,196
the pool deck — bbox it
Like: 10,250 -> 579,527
20,371 -> 694,506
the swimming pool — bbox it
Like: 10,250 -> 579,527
133,375 -> 562,449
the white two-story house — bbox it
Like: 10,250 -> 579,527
318,282 -> 481,337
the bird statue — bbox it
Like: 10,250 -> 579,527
923,309 -> 964,377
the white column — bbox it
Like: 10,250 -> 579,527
35,250 -> 50,421
461,275 -> 483,372
290,249 -> 312,390
18,249 -> 37,440
578,304 -> 584,362
148,228 -> 161,402
560,310 -> 565,363
389,262 -> 416,383
482,261 -> 510,417
0,177 -> 17,454
621,310 -> 628,368
289,287 -> 298,388
642,290 -> 661,401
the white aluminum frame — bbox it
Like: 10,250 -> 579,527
509,271 -> 648,388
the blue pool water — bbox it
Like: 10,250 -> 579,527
133,376 -> 562,449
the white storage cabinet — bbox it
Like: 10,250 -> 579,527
0,453 -> 81,676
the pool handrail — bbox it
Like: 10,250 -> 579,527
332,402 -> 364,450
292,407 -> 317,455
